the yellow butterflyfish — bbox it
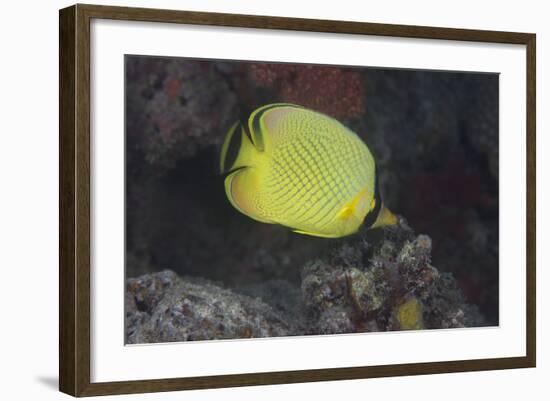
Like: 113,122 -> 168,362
220,103 -> 397,238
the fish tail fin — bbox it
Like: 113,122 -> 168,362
220,121 -> 239,173
220,121 -> 270,224
371,204 -> 398,228
220,122 -> 260,174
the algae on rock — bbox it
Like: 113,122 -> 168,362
126,270 -> 304,344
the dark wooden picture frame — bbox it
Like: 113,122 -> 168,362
59,3 -> 536,397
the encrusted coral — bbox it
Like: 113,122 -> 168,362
248,64 -> 364,118
395,297 -> 424,330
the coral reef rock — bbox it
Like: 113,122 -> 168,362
126,57 -> 239,168
126,270 -> 302,344
300,217 -> 485,334
126,218 -> 485,343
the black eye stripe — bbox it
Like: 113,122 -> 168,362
363,168 -> 382,229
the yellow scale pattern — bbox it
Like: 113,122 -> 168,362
256,111 -> 374,234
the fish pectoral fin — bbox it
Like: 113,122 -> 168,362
331,200 -> 365,237
336,203 -> 362,226
337,205 -> 355,220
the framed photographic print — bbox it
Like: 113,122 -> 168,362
59,4 -> 536,397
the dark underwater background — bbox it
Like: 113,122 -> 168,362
125,55 -> 499,342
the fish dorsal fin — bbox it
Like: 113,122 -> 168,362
248,103 -> 304,150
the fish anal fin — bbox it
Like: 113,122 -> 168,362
291,228 -> 341,239
224,167 -> 272,224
